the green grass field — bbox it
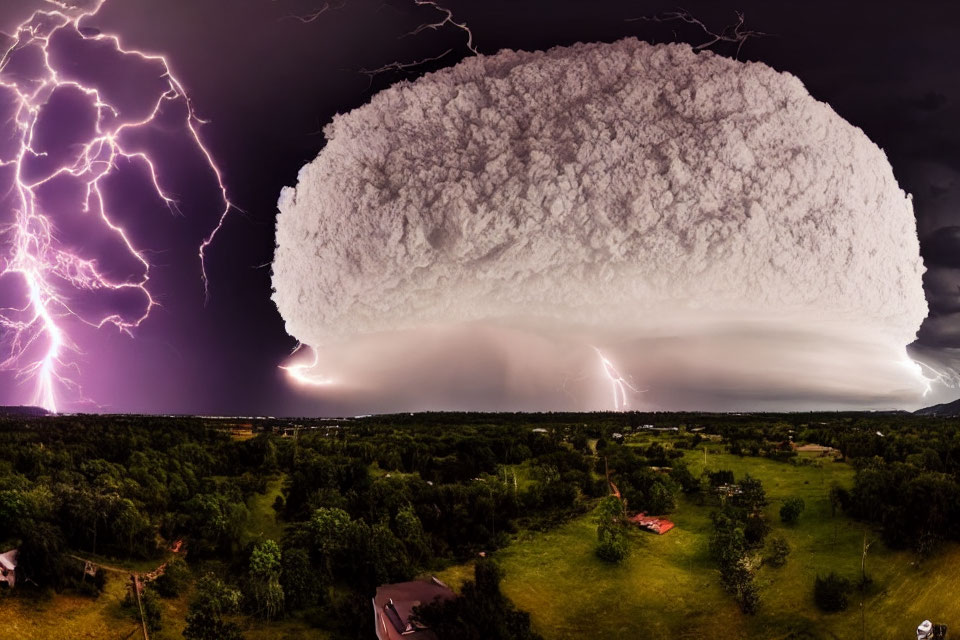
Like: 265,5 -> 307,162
245,476 -> 287,545
0,474 -> 328,640
7,449 -> 960,639
0,575 -> 325,640
468,450 -> 960,640
452,449 -> 960,640
0,567 -> 194,640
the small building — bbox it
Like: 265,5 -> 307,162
373,577 -> 454,640
629,513 -> 675,535
917,619 -> 948,640
0,549 -> 18,588
716,483 -> 744,499
796,444 -> 839,456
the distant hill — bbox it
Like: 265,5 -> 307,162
916,398 -> 960,417
0,405 -> 50,417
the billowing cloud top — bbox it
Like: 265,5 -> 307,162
273,39 -> 929,410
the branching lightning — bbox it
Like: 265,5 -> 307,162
402,0 -> 477,55
595,347 -> 642,411
356,0 -> 477,84
627,8 -> 767,59
282,0 -> 348,24
357,48 -> 453,88
0,0 -> 234,412
913,359 -> 960,398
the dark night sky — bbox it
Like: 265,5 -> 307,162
0,0 -> 958,415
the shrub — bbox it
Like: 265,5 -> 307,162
124,584 -> 164,632
595,532 -> 628,563
828,484 -> 849,515
282,547 -> 323,610
152,556 -> 191,598
813,572 -> 851,612
412,559 -> 543,640
94,568 -> 107,593
140,588 -> 164,632
648,482 -> 677,515
183,574 -> 243,640
74,578 -> 100,598
765,536 -> 790,567
737,576 -> 761,614
707,469 -> 735,487
743,513 -> 770,547
780,497 -> 806,524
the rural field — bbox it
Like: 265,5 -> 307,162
6,447 -> 959,640
3,414 -> 960,640
0,476 -> 323,640
440,446 -> 960,640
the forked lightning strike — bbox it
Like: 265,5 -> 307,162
357,0 -> 477,84
915,359 -> 960,398
595,348 -> 641,411
403,0 -> 478,55
0,0 -> 234,412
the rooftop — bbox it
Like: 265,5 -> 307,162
373,577 -> 454,640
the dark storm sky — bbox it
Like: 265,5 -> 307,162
1,0 -> 958,415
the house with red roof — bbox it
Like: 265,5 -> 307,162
629,512 -> 675,535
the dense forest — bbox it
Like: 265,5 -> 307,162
0,410 -> 958,638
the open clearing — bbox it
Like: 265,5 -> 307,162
440,449 -> 960,640
6,446 -> 960,639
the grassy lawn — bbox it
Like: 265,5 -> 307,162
0,571 -> 187,640
245,476 -> 286,545
0,574 -> 326,640
239,615 -> 330,640
453,449 -> 960,640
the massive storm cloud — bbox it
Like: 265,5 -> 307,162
272,38 -> 930,411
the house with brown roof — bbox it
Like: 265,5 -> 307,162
373,577 -> 454,640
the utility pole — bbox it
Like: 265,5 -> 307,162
132,574 -> 149,640
861,531 -> 872,586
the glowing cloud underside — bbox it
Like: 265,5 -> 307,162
272,39 -> 930,411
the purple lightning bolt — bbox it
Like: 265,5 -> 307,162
0,0 -> 234,412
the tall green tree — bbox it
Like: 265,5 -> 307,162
183,574 -> 243,640
248,540 -> 284,619
595,495 -> 628,563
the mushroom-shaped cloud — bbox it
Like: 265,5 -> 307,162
272,38 -> 930,412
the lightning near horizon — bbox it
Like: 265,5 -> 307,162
595,348 -> 642,411
913,359 -> 960,398
280,343 -> 335,387
0,0 -> 234,412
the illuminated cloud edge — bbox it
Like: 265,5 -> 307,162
272,38 -> 928,410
